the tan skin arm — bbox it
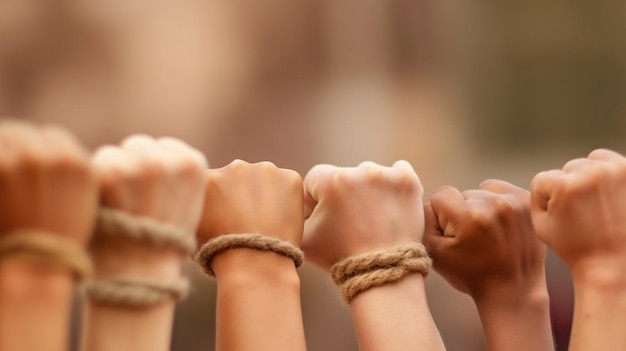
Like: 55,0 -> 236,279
530,149 -> 626,350
196,160 -> 307,351
302,161 -> 445,351
424,180 -> 554,351
82,135 -> 207,351
0,121 -> 98,351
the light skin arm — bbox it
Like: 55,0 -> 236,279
196,160 -> 307,351
530,148 -> 626,350
424,180 -> 554,351
0,122 -> 98,351
82,135 -> 208,351
302,161 -> 445,351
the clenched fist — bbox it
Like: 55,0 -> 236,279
424,180 -> 545,300
302,161 -> 425,272
0,121 -> 97,245
531,148 -> 626,280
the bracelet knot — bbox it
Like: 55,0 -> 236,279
330,243 -> 432,303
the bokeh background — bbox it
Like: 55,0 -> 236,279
1,1 -> 625,350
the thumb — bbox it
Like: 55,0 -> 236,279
423,202 -> 445,251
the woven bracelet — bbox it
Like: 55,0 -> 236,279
0,231 -> 92,280
194,234 -> 304,277
95,208 -> 196,254
330,243 -> 432,303
84,275 -> 189,308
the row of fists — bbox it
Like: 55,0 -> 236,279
2,121 -> 626,350
3,121 -> 626,284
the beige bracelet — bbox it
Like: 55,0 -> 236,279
0,230 -> 92,280
194,234 -> 304,277
95,208 -> 196,254
84,275 -> 189,307
330,243 -> 432,303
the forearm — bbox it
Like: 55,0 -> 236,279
0,259 -> 74,351
83,302 -> 176,351
350,273 -> 445,351
569,267 -> 626,351
213,248 -> 306,351
475,287 -> 554,351
82,241 -> 183,351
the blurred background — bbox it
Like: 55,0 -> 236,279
1,0 -> 625,350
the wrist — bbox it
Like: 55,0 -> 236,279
571,259 -> 626,295
350,273 -> 428,313
91,237 -> 185,280
474,281 -> 550,313
212,248 -> 301,290
0,258 -> 74,297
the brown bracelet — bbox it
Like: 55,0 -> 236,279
194,234 -> 304,277
0,230 -> 92,280
84,275 -> 189,307
330,243 -> 432,303
95,208 -> 196,254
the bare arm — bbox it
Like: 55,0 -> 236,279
424,180 -> 554,351
195,160 -> 307,351
530,148 -> 626,350
82,135 -> 207,351
212,249 -> 305,351
302,161 -> 445,351
0,121 -> 98,351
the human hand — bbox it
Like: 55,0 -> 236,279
302,161 -> 425,272
91,135 -> 208,279
423,180 -> 546,301
0,121 -> 97,246
196,160 -> 304,246
530,149 -> 626,283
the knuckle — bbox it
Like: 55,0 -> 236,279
361,166 -> 386,186
257,161 -> 277,170
282,169 -> 303,186
467,205 -> 494,230
229,159 -> 248,169
175,158 -> 205,179
331,169 -> 353,187
135,157 -> 167,181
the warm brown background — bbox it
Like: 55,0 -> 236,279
1,1 -> 625,350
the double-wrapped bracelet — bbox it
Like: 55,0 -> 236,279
331,243 -> 432,303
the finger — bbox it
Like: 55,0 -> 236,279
392,159 -> 422,185
42,125 -> 89,160
479,179 -> 529,200
461,189 -> 493,200
303,164 -> 337,202
588,148 -> 626,164
157,137 -> 208,169
358,160 -> 380,168
562,158 -> 594,173
92,145 -> 134,178
429,185 -> 467,238
423,202 -> 446,251
303,164 -> 336,218
303,186 -> 315,219
0,121 -> 47,157
91,145 -> 135,207
121,135 -> 167,176
121,134 -> 162,157
530,169 -> 566,212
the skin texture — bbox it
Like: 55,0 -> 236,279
424,180 -> 554,351
0,120 -> 98,351
196,160 -> 306,351
83,135 -> 207,351
530,148 -> 626,351
302,160 -> 445,351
